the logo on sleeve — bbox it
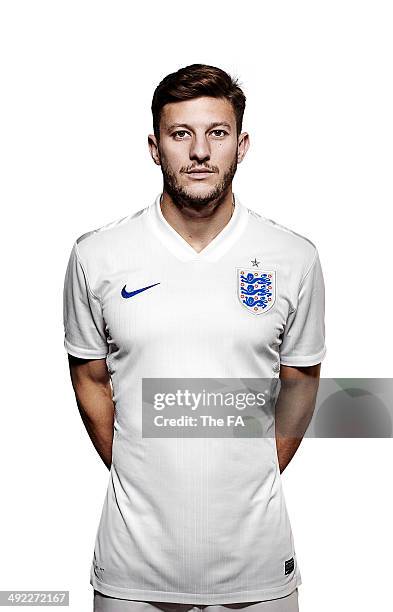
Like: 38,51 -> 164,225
121,282 -> 160,299
237,269 -> 276,314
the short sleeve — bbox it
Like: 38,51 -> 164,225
63,241 -> 109,359
279,249 -> 327,367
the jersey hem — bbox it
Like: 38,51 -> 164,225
64,338 -> 108,359
280,345 -> 327,367
90,573 -> 302,605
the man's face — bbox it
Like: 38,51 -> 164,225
149,96 -> 249,209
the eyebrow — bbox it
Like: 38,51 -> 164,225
166,122 -> 232,133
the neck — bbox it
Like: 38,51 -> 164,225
159,189 -> 235,254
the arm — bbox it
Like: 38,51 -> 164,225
275,363 -> 321,473
67,355 -> 114,470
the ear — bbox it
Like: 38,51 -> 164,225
237,132 -> 250,163
148,134 -> 161,166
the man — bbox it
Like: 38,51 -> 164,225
63,64 -> 326,612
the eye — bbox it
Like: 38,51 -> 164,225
211,129 -> 228,138
172,130 -> 190,140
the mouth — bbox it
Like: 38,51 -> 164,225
185,169 -> 215,180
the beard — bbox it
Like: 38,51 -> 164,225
159,153 -> 238,210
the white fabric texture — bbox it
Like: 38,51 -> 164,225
63,193 -> 326,604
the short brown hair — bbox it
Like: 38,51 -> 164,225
151,64 -> 246,140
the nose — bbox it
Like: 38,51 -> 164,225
189,133 -> 210,163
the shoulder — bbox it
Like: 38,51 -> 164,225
245,205 -> 319,273
74,205 -> 148,261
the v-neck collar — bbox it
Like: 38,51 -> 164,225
146,192 -> 249,262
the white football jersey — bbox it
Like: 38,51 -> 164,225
63,193 -> 326,604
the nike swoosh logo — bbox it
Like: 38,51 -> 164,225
121,282 -> 160,299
